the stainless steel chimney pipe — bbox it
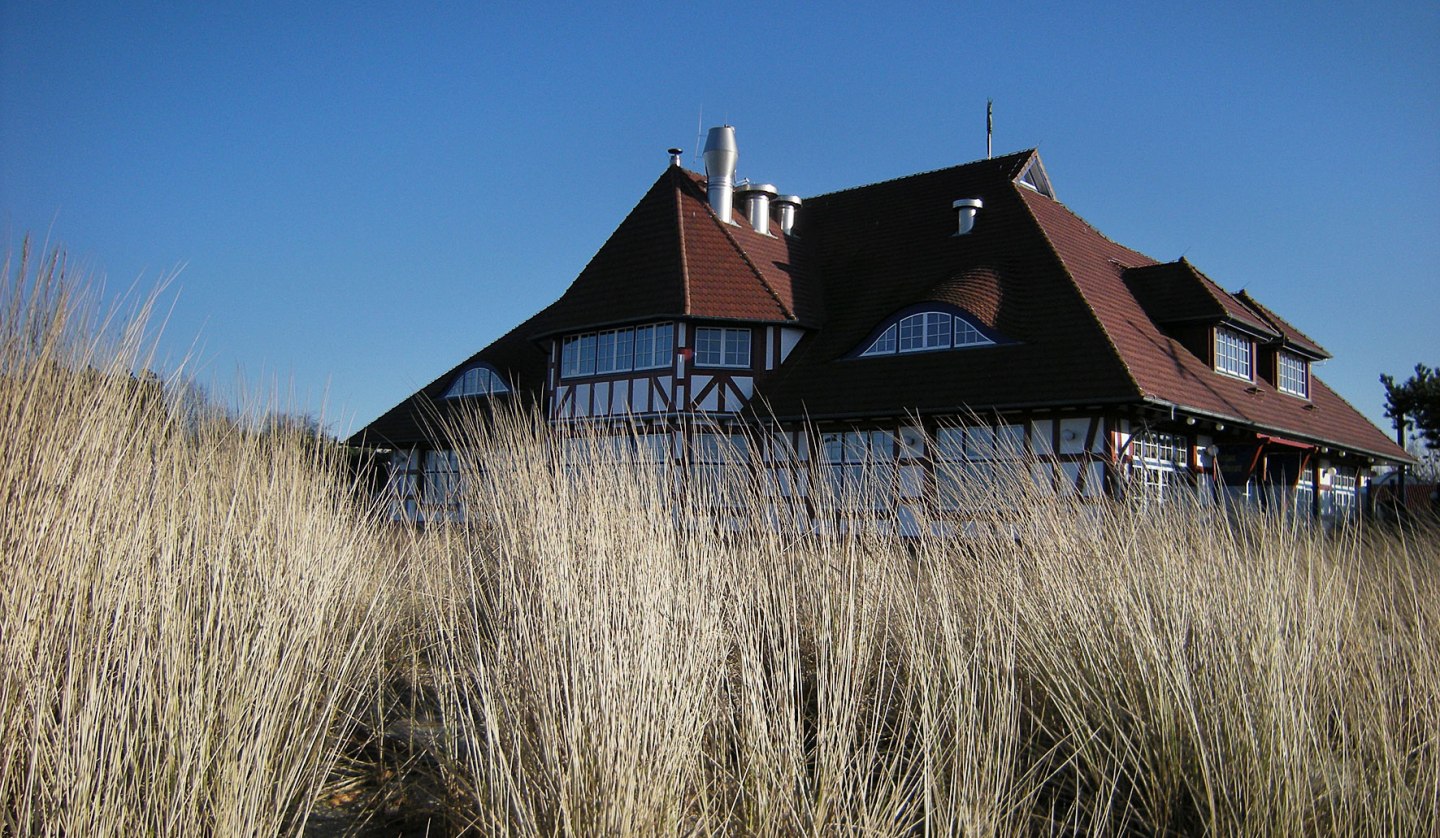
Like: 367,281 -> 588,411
702,126 -> 738,224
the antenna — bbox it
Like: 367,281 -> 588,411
693,109 -> 704,167
986,99 -> 993,159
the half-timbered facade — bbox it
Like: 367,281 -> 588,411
351,126 -> 1408,524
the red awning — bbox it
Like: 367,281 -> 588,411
1256,433 -> 1316,450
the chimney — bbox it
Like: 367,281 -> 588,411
668,147 -> 683,167
703,126 -> 739,224
773,194 -> 801,236
953,198 -> 983,235
736,183 -> 777,234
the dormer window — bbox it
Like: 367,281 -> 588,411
1278,351 -> 1309,398
1214,326 -> 1253,379
444,365 -> 510,398
859,309 -> 996,357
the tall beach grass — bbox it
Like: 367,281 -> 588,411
406,404 -> 1440,835
0,245 -> 394,835
2,242 -> 1436,834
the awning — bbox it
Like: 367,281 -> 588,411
1256,433 -> 1316,450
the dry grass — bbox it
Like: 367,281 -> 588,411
3,243 -> 1436,835
0,245 -> 394,836
407,408 -> 1440,836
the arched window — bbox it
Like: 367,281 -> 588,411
443,365 -> 510,398
858,309 -> 996,357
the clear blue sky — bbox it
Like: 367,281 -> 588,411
3,2 -> 1437,439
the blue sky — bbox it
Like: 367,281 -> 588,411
3,2 -> 1437,439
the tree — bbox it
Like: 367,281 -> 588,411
1382,364 -> 1440,450
1382,364 -> 1440,484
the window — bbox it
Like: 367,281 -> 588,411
633,323 -> 674,370
695,327 -> 751,368
933,424 -> 1025,510
444,365 -> 510,398
861,310 -> 994,356
387,449 -> 421,521
1214,327 -> 1253,379
561,322 -> 674,378
422,449 -> 462,519
1016,158 -> 1055,198
689,432 -> 750,506
1278,351 -> 1308,398
821,430 -> 895,508
1127,432 -> 1189,506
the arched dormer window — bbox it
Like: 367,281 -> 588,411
856,307 -> 998,357
443,364 -> 510,398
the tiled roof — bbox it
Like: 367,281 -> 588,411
754,153 -> 1402,460
531,166 -> 819,336
353,145 -> 1404,462
1234,290 -> 1330,358
754,151 -> 1146,419
1124,259 -> 1277,336
1015,188 -> 1396,458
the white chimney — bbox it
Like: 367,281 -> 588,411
953,198 -> 983,235
773,194 -> 801,235
703,126 -> 738,224
736,183 -> 777,234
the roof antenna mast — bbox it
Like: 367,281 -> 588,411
693,109 -> 704,167
986,99 -> 993,159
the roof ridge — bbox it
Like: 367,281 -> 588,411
700,197 -> 795,321
1013,185 -> 1148,401
805,149 -> 1038,202
1235,289 -> 1328,354
672,168 -> 692,315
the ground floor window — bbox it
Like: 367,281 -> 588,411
821,430 -> 896,509
423,449 -> 462,520
387,449 -> 421,521
932,424 -> 1025,510
1126,432 -> 1189,506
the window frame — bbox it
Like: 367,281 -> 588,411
859,308 -> 996,357
561,322 -> 675,379
1214,326 -> 1254,380
443,365 -> 510,399
1277,351 -> 1309,398
694,326 -> 752,369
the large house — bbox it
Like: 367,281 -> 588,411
351,126 -> 1408,524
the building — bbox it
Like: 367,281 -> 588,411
350,127 -> 1409,524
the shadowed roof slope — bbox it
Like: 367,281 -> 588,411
1124,259 -> 1277,335
754,150 -> 1146,419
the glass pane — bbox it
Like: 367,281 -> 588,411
724,328 -> 750,367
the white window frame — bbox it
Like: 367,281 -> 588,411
861,310 -> 994,357
821,429 -> 896,508
1214,326 -> 1253,380
1127,431 -> 1189,507
694,327 -> 751,369
1277,351 -> 1309,398
444,365 -> 510,398
932,423 -> 1025,510
562,322 -> 674,379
